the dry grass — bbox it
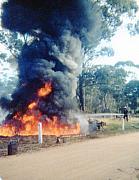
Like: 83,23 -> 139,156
96,116 -> 139,136
136,174 -> 139,180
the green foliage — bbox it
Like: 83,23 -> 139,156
100,0 -> 138,40
124,80 -> 139,112
83,0 -> 138,66
115,61 -> 139,69
127,20 -> 139,35
78,60 -> 139,113
0,53 -> 7,61
106,0 -> 138,14
78,65 -> 127,112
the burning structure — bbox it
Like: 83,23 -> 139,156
0,0 -> 102,136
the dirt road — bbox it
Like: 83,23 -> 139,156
1,133 -> 139,180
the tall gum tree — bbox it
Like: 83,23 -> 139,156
78,0 -> 138,111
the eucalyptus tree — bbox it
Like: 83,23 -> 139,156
124,80 -> 139,113
77,65 -> 127,113
77,0 -> 138,110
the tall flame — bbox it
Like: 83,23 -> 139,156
0,82 -> 80,137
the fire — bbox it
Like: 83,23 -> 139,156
0,114 -> 80,137
42,116 -> 80,136
28,102 -> 37,109
0,82 -> 80,137
0,124 -> 16,137
38,82 -> 52,97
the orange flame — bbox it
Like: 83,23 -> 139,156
0,82 -> 80,137
0,114 -> 80,137
0,124 -> 16,137
28,102 -> 37,109
38,82 -> 52,97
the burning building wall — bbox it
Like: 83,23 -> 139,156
0,0 -> 103,136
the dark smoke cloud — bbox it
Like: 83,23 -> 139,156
2,0 -> 102,46
1,0 -> 103,121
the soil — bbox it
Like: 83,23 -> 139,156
0,132 -> 139,180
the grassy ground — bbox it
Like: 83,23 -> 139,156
96,116 -> 139,137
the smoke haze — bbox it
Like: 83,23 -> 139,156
1,0 -> 103,122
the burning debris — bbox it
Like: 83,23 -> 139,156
0,0 -> 102,136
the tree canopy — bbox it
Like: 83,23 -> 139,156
77,65 -> 128,112
124,80 -> 139,113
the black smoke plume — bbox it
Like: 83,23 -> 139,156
1,0 -> 102,122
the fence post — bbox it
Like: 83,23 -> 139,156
38,122 -> 43,144
122,118 -> 125,131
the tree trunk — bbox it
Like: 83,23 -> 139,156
78,75 -> 84,111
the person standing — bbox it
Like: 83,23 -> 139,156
123,106 -> 128,122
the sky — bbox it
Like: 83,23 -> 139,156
93,24 -> 139,66
92,1 -> 139,80
92,0 -> 139,66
